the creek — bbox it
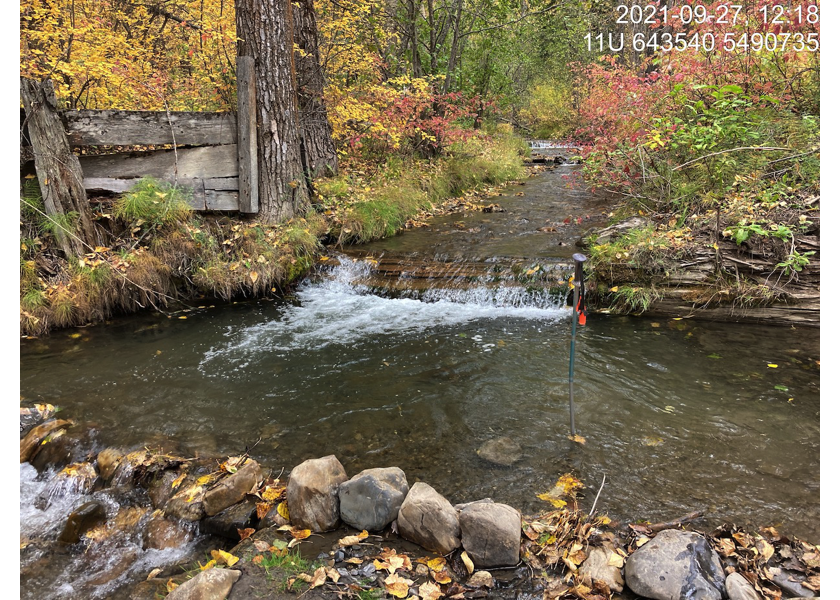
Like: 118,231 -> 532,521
19,162 -> 819,599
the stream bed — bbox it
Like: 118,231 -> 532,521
19,165 -> 820,598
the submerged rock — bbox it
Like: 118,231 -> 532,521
339,467 -> 409,531
59,501 -> 107,544
624,529 -> 726,600
397,482 -> 461,554
458,501 -> 520,567
287,455 -> 348,532
97,448 -> 125,481
476,437 -> 522,467
144,515 -> 194,550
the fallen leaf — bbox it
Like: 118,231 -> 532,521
568,434 -> 586,444
256,502 -> 271,520
326,567 -> 341,583
385,573 -> 413,598
607,552 -> 625,568
338,530 -> 369,546
170,472 -> 186,490
290,528 -> 311,540
768,363 -> 778,368
345,557 -> 363,565
461,551 -> 474,575
309,567 -> 327,589
262,486 -> 285,503
166,579 -> 178,592
211,549 -> 240,567
252,554 -> 264,565
432,569 -> 452,584
277,502 -> 290,520
418,581 -> 444,600
200,559 -> 217,571
254,540 -> 271,552
238,528 -> 255,541
426,557 -> 447,572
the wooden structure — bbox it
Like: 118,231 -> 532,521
21,57 -> 259,213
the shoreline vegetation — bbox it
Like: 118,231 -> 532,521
20,131 -> 527,337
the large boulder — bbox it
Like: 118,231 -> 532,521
203,459 -> 261,517
20,419 -> 72,463
339,467 -> 409,531
458,501 -> 520,567
287,455 -> 348,532
625,529 -> 726,600
397,482 -> 460,555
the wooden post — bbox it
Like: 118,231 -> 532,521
236,56 -> 259,214
20,77 -> 99,256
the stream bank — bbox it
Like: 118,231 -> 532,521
20,406 -> 821,600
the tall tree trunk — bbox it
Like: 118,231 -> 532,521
235,0 -> 309,222
20,77 -> 99,257
292,0 -> 338,180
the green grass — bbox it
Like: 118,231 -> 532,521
114,177 -> 192,228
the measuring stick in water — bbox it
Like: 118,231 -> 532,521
568,253 -> 587,438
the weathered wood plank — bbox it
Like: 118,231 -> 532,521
79,144 -> 238,180
205,177 -> 239,191
236,57 -> 259,214
64,110 -> 237,146
206,191 -> 240,211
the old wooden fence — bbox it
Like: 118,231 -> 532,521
22,57 -> 259,213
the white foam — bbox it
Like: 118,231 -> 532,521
201,257 -> 569,365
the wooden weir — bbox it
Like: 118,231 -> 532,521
21,56 -> 259,213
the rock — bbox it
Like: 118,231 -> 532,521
454,498 -> 493,511
339,467 -> 409,531
476,437 -> 522,467
59,501 -> 107,544
148,469 -> 184,508
625,529 -> 726,600
49,462 -> 98,497
203,459 -> 262,517
397,482 -> 460,555
164,568 -> 241,600
458,501 -> 520,567
20,404 -> 56,437
200,499 -> 259,540
20,419 -> 72,463
87,550 -> 140,586
165,476 -> 208,522
287,455 -> 348,532
466,571 -> 495,588
30,427 -> 95,472
767,567 -> 816,598
97,448 -> 125,481
579,544 -> 624,593
144,516 -> 194,550
725,573 -> 761,600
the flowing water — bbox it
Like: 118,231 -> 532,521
19,164 -> 820,598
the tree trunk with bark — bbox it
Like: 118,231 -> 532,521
20,77 -> 100,257
292,0 -> 338,180
235,0 -> 310,222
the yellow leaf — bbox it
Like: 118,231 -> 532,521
385,573 -> 413,598
607,552 -> 625,568
432,570 -> 451,584
171,472 -> 186,490
196,474 -> 216,486
277,502 -> 290,520
262,486 -> 285,503
568,434 -> 586,444
461,551 -> 474,575
249,271 -> 259,284
767,363 -> 778,368
290,528 -> 311,540
210,549 -> 239,567
609,286 -> 619,292
200,559 -> 217,571
338,530 -> 369,546
179,316 -> 188,320
426,557 -> 447,572
166,579 -> 178,592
